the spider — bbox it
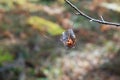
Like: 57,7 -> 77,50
60,29 -> 76,48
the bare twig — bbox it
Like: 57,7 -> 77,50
65,0 -> 120,26
100,15 -> 105,21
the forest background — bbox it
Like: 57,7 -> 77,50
0,0 -> 120,80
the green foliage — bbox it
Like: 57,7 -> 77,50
38,0 -> 56,5
0,0 -> 120,80
0,0 -> 14,10
27,16 -> 65,36
0,48 -> 13,63
0,0 -> 26,10
36,78 -> 48,80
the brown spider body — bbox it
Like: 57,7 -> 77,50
61,29 -> 76,48
66,37 -> 76,48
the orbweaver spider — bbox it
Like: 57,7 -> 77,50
60,29 -> 76,48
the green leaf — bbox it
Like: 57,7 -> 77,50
27,16 -> 65,36
0,48 -> 13,63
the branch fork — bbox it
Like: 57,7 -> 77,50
65,0 -> 120,26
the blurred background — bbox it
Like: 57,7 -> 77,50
0,0 -> 120,80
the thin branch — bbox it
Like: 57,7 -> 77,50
100,15 -> 105,21
65,0 -> 120,26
